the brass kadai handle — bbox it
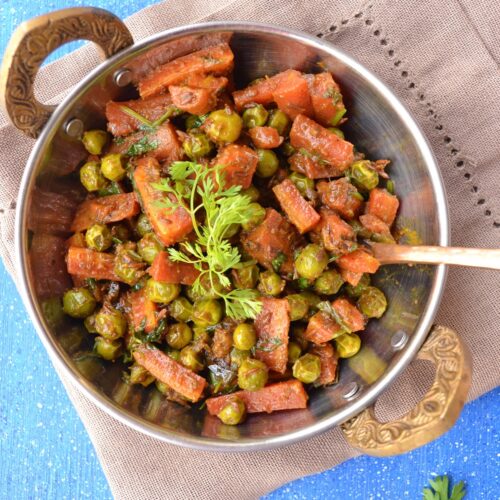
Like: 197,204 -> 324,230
341,325 -> 472,456
0,7 -> 134,138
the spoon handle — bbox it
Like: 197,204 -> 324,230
370,243 -> 500,270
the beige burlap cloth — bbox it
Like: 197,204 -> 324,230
1,0 -> 499,498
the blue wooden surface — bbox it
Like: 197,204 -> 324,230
0,1 -> 498,498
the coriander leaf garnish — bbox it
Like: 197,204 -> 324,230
272,252 -> 286,273
422,475 -> 466,500
126,136 -> 159,157
119,104 -> 182,132
317,301 -> 352,334
252,337 -> 283,353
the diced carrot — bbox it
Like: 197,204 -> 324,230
133,157 -> 193,246
248,126 -> 283,149
241,208 -> 299,274
290,114 -> 354,171
254,297 -> 290,374
66,247 -> 119,281
206,380 -> 308,415
331,297 -> 366,332
340,268 -> 363,287
212,144 -> 258,189
272,179 -> 320,234
309,343 -> 338,385
318,209 -> 356,254
289,151 -> 342,179
337,249 -> 380,274
183,73 -> 228,93
127,288 -> 158,333
317,178 -> 363,219
232,71 -> 285,110
212,326 -> 233,359
305,311 -> 341,343
71,193 -> 140,232
106,94 -> 172,137
138,44 -> 234,98
149,251 -> 200,285
308,72 -> 346,126
133,344 -> 207,402
367,188 -> 400,226
168,85 -> 217,115
110,122 -> 183,164
273,70 -> 313,120
359,213 -> 395,242
66,232 -> 86,248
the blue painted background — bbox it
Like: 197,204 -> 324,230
0,1 -> 498,499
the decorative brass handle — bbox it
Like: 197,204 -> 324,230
0,7 -> 133,138
341,325 -> 472,456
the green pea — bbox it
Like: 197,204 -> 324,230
258,270 -> 285,296
281,141 -> 296,157
179,346 -> 204,372
169,297 -> 193,322
95,306 -> 126,340
335,332 -> 361,358
62,288 -> 96,318
240,185 -> 260,202
217,398 -> 246,425
242,105 -> 268,128
204,108 -> 243,143
292,353 -> 321,384
233,323 -> 257,351
41,297 -> 64,329
94,336 -> 123,361
59,326 -> 84,354
266,109 -> 290,135
136,214 -> 152,237
80,161 -> 107,192
167,349 -> 181,362
84,314 -> 98,334
288,172 -> 315,199
295,244 -> 329,281
287,341 -> 302,364
182,132 -> 214,159
231,261 -> 259,289
137,233 -> 163,264
166,322 -> 193,350
129,363 -> 155,387
192,326 -> 210,343
192,298 -> 223,327
286,294 -> 309,321
145,279 -> 181,304
155,380 -> 170,396
114,245 -> 145,285
345,274 -> 371,298
230,348 -> 250,367
82,129 -> 108,155
357,287 -> 387,318
101,153 -> 126,182
314,269 -> 344,295
85,223 -> 112,252
327,127 -> 345,139
238,358 -> 268,391
350,160 -> 379,191
241,203 -> 266,231
111,224 -> 130,243
300,291 -> 322,309
255,149 -> 279,178
291,324 -> 309,351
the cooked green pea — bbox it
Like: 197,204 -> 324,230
82,129 -> 108,155
136,214 -> 152,237
335,332 -> 361,358
231,261 -> 259,289
292,353 -> 321,384
286,294 -> 309,321
241,203 -> 266,231
345,274 -> 371,298
357,286 -> 387,318
114,246 -> 145,285
73,354 -> 105,381
230,348 -> 250,367
59,326 -> 84,354
238,358 -> 268,391
80,161 -> 107,192
179,346 -> 204,372
167,349 -> 181,362
217,398 -> 246,425
137,233 -> 163,264
240,185 -> 260,202
287,341 -> 302,364
166,323 -> 193,350
186,274 -> 229,301
94,336 -> 123,361
183,132 -> 214,159
145,279 -> 180,304
295,244 -> 329,281
205,108 -> 243,143
41,297 -> 64,329
291,324 -> 309,350
233,323 -> 257,351
314,269 -> 344,295
281,141 -> 296,157
255,149 -> 279,177
111,224 -> 130,243
84,314 -> 98,334
350,160 -> 379,191
169,297 -> 193,322
85,223 -> 112,252
63,288 -> 96,318
95,306 -> 126,340
242,104 -> 268,128
101,153 -> 126,182
129,363 -> 155,386
192,326 -> 210,343
300,291 -> 322,309
327,127 -> 345,139
289,172 -> 315,199
258,270 -> 285,296
266,109 -> 290,135
155,380 -> 170,396
192,298 -> 223,327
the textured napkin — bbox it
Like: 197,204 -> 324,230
1,0 -> 500,498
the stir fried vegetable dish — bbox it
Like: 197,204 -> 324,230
60,41 -> 399,426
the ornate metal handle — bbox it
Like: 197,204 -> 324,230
341,325 -> 472,456
0,7 -> 133,138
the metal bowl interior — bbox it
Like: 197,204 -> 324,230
16,22 -> 448,451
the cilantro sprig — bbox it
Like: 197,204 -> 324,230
423,475 -> 466,500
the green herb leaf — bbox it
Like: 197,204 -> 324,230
133,318 -> 166,344
422,475 -> 466,500
253,337 -> 283,353
271,252 -> 286,273
126,136 -> 159,157
317,301 -> 352,334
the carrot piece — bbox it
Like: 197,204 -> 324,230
105,94 -> 172,137
248,126 -> 283,149
309,343 -> 338,385
340,268 -> 363,287
66,232 -> 86,248
241,208 -> 299,274
317,178 -> 363,219
212,144 -> 258,189
232,71 -> 286,110
290,114 -> 354,171
133,344 -> 207,402
331,297 -> 366,332
71,193 -> 140,232
206,380 -> 308,415
272,179 -> 320,234
66,246 -> 119,281
133,157 -> 193,246
149,251 -> 200,285
183,73 -> 228,93
289,151 -> 342,179
308,72 -> 346,126
337,249 -> 380,274
367,188 -> 400,226
273,70 -> 313,119
305,311 -> 342,343
127,288 -> 158,333
359,213 -> 393,238
168,85 -> 217,115
254,297 -> 290,374
138,43 -> 234,98
318,208 -> 356,254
